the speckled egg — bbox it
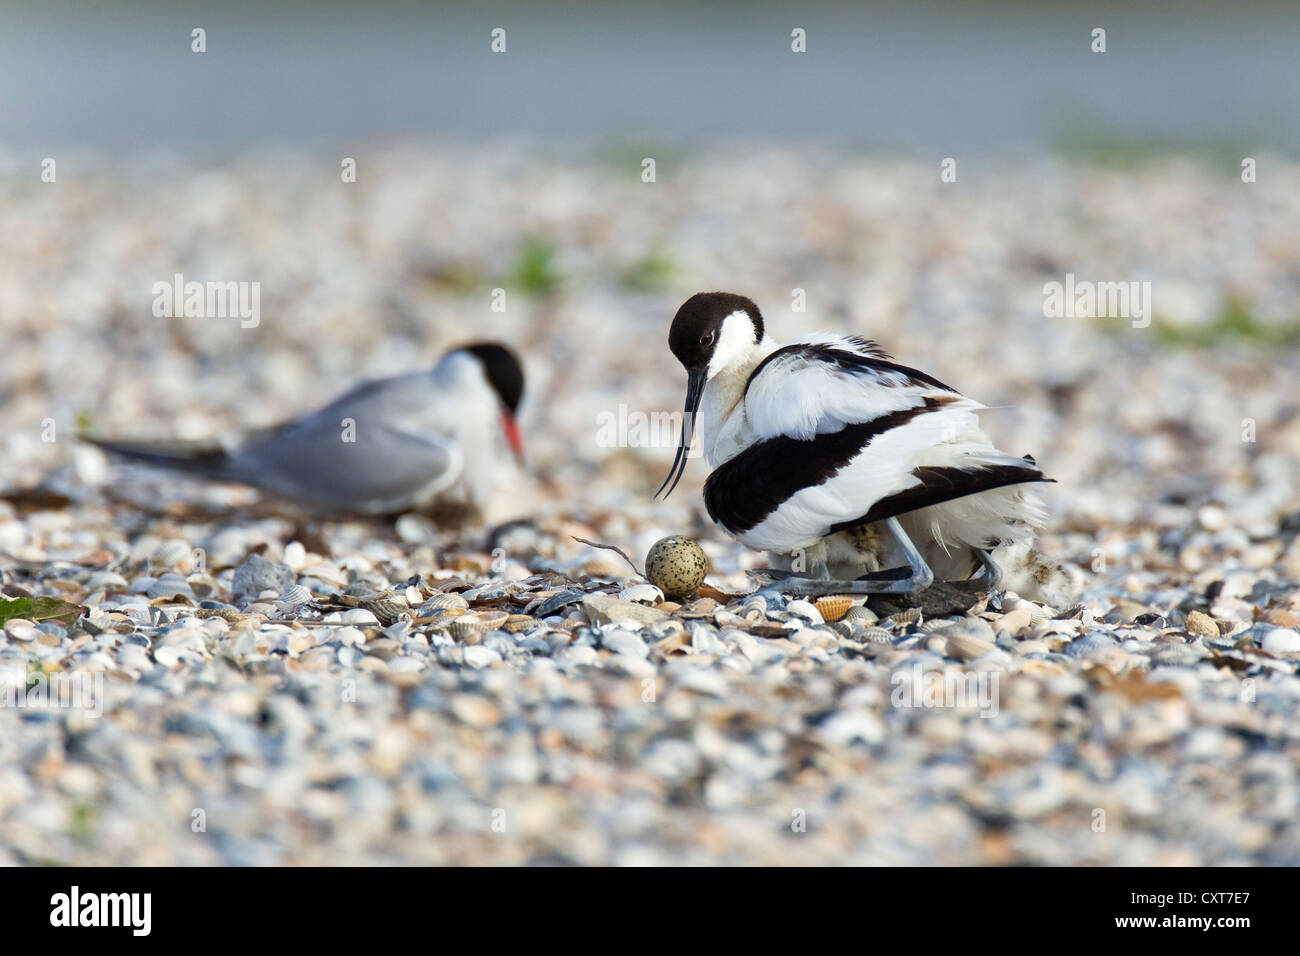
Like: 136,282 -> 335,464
645,535 -> 708,600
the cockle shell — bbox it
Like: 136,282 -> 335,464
422,592 -> 469,612
360,599 -> 410,627
741,594 -> 768,621
276,585 -> 312,612
814,595 -> 856,623
449,610 -> 508,642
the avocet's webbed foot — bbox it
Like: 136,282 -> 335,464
750,518 -> 935,597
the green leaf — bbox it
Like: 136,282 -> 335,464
0,596 -> 84,626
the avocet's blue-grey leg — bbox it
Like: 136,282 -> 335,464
880,516 -> 934,591
978,548 -> 1002,589
753,516 -> 934,597
976,547 -> 1004,608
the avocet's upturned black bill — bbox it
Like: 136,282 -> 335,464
659,291 -> 1055,597
86,342 -> 525,524
654,365 -> 706,500
656,292 -> 764,501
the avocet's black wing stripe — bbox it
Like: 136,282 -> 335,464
742,337 -> 965,444
827,464 -> 1053,533
745,341 -> 961,398
703,399 -> 954,535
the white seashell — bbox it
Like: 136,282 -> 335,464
276,584 -> 312,611
996,607 -> 1033,635
844,605 -> 877,625
619,583 -> 665,605
283,541 -> 308,571
786,600 -> 824,625
298,562 -> 347,587
649,618 -> 686,640
741,594 -> 768,621
422,592 -> 469,612
4,619 -> 39,642
382,618 -> 412,641
151,539 -> 192,568
339,608 -> 379,626
919,617 -> 955,633
713,609 -> 746,629
80,609 -> 115,636
998,593 -> 1028,612
946,633 -> 997,661
449,611 -> 508,642
889,607 -> 922,628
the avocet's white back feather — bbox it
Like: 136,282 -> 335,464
743,333 -> 954,443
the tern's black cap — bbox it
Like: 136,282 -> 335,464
462,342 -> 525,414
668,292 -> 764,369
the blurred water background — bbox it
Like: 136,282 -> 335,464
2,0 -> 1298,154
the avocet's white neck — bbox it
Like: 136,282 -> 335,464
698,327 -> 780,466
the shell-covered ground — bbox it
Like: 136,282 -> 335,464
1,144 -> 1299,864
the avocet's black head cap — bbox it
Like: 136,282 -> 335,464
461,342 -> 524,414
667,292 -> 764,370
654,293 -> 763,501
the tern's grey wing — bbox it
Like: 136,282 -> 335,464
227,373 -> 462,512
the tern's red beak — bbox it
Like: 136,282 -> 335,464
501,410 -> 524,465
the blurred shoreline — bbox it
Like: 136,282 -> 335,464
3,0 -> 1298,153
